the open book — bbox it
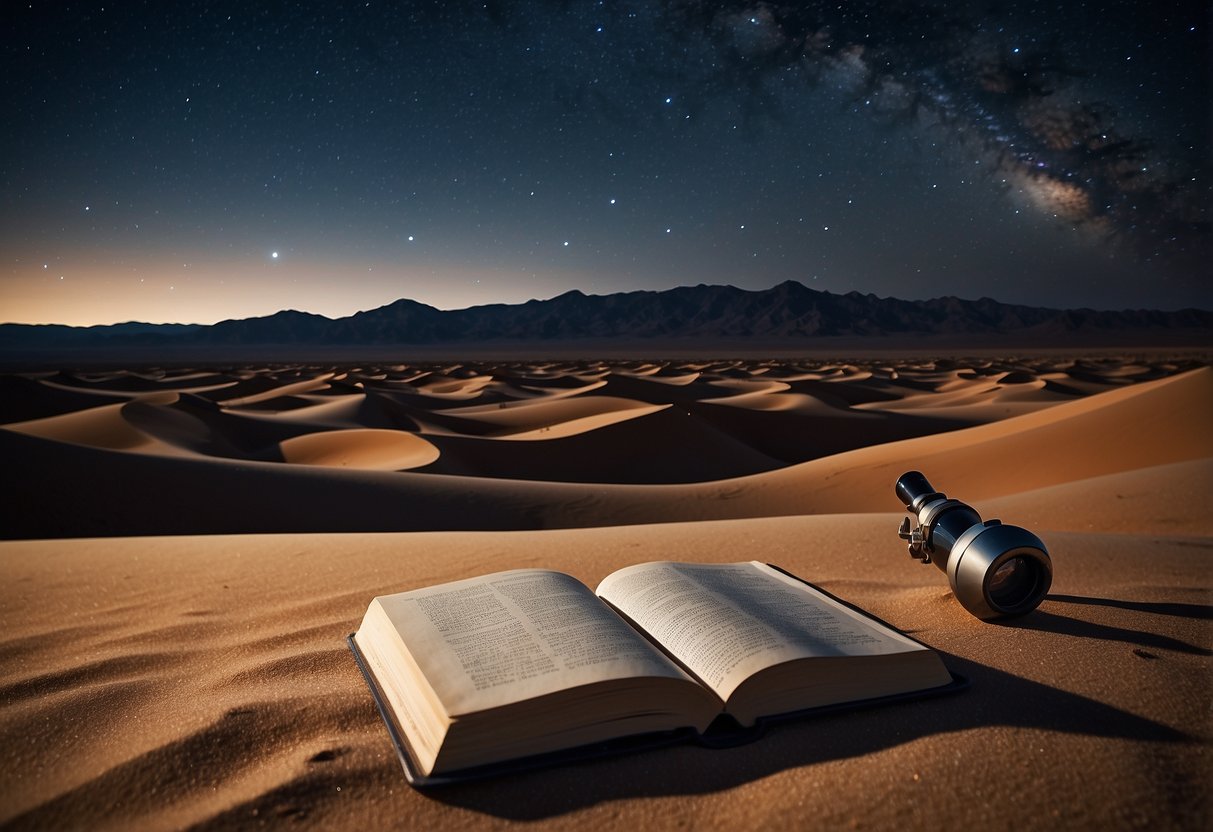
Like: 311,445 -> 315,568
350,561 -> 958,785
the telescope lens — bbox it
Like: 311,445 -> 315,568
986,555 -> 1043,611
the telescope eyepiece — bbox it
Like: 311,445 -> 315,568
894,471 -> 1052,620
894,470 -> 943,512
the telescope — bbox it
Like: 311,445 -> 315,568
894,471 -> 1052,619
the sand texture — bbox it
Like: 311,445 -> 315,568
3,356 -> 1212,538
1,354 -> 1210,829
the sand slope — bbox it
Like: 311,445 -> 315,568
1,359 -> 1209,537
1,514 -> 1208,828
0,354 -> 1209,829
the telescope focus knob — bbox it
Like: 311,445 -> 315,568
898,517 -> 930,563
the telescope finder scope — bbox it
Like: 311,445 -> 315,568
895,471 -> 1052,619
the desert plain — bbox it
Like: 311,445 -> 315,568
1,352 -> 1210,829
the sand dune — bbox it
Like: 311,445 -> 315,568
3,398 -> 196,457
278,429 -> 441,471
2,355 -> 1209,537
0,352 -> 1209,829
409,393 -> 655,438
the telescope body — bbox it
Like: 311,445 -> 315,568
895,471 -> 1052,619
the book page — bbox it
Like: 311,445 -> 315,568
596,561 -> 931,701
372,569 -> 700,716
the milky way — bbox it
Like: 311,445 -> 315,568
639,1 -> 1209,265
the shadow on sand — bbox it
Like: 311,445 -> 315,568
425,645 -> 1193,819
1000,594 -> 1213,657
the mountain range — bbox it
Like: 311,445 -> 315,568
2,281 -> 1209,351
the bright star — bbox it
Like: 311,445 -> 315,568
271,251 -> 279,259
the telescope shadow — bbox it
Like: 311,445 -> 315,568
1000,595 -> 1213,657
428,650 -> 1192,819
1047,593 -> 1213,620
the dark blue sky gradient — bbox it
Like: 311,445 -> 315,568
2,0 -> 1209,325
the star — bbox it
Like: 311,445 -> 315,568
271,251 -> 279,259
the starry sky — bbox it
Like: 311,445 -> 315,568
2,0 -> 1209,326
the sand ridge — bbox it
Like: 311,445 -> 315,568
1,356 -> 1209,538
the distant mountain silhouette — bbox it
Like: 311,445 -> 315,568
2,281 -> 1209,350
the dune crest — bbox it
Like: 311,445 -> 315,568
1,354 -> 1208,538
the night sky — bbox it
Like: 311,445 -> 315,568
2,1 -> 1209,326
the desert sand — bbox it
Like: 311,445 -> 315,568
1,354 -> 1210,829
